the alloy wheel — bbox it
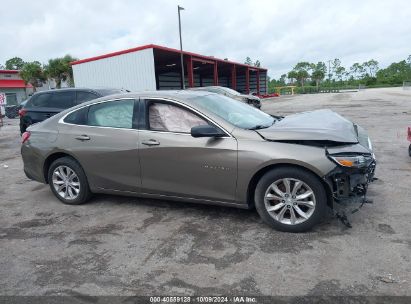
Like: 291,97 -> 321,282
52,165 -> 81,200
264,178 -> 316,225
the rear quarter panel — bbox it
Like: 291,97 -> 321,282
21,118 -> 61,182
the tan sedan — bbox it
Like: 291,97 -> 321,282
21,91 -> 376,232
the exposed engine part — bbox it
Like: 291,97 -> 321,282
324,157 -> 376,227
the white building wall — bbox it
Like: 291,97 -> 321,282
72,48 -> 156,91
37,79 -> 70,92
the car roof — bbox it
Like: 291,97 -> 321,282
189,86 -> 225,90
31,87 -> 124,95
63,90 -> 215,108
108,90 -> 210,99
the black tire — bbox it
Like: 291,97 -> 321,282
254,167 -> 327,232
48,156 -> 92,205
20,124 -> 27,135
20,120 -> 29,134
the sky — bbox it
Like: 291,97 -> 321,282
1,0 -> 410,78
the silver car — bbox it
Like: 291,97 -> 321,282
21,91 -> 376,232
189,86 -> 262,108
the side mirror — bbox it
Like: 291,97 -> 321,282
191,125 -> 226,138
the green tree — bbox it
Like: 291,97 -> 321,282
279,74 -> 287,85
349,63 -> 362,80
244,57 -> 252,65
335,66 -> 346,83
311,62 -> 326,90
5,57 -> 25,70
363,59 -> 379,77
376,59 -> 411,84
296,70 -> 309,87
292,62 -> 312,87
287,70 -> 298,84
20,61 -> 46,92
331,58 -> 341,79
44,55 -> 77,88
254,60 -> 261,67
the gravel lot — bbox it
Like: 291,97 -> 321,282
0,87 -> 410,296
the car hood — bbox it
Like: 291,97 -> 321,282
256,109 -> 359,144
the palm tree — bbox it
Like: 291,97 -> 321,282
44,55 -> 77,88
19,61 -> 46,92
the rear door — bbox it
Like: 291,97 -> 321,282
58,98 -> 140,193
26,91 -> 76,123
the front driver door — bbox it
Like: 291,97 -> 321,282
138,99 -> 238,203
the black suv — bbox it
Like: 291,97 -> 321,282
19,88 -> 126,133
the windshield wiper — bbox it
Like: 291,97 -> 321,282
248,119 -> 277,130
248,124 -> 270,130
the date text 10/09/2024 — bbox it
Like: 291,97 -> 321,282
149,296 -> 257,303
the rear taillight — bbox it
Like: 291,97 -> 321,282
22,131 -> 31,144
18,108 -> 27,118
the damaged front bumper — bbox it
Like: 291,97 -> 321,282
324,152 -> 376,218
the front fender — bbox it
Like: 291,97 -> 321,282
235,140 -> 336,204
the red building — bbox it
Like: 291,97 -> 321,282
71,44 -> 267,95
0,70 -> 33,105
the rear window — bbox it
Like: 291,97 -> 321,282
77,91 -> 99,103
64,107 -> 88,125
50,91 -> 76,108
30,93 -> 52,107
87,100 -> 134,129
28,91 -> 76,109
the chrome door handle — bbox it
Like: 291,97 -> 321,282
75,135 -> 90,141
142,139 -> 160,146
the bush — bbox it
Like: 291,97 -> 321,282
365,77 -> 377,86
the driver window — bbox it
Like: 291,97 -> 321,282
148,102 -> 207,133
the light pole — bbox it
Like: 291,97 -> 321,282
178,5 -> 185,89
327,59 -> 332,92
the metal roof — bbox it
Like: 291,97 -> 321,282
70,44 -> 267,71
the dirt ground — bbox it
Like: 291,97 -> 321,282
0,87 -> 410,297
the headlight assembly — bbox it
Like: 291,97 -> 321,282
329,154 -> 373,168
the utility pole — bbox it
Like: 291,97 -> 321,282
178,5 -> 185,89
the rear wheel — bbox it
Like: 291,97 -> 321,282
48,157 -> 92,205
254,167 -> 327,232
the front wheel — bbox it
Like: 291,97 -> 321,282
48,157 -> 92,205
254,167 -> 327,232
